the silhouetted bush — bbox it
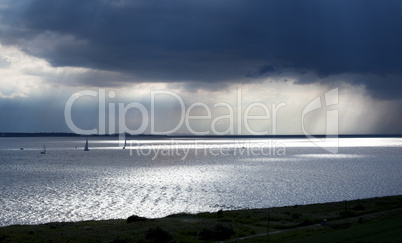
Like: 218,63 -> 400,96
299,219 -> 314,226
145,227 -> 173,242
353,204 -> 365,211
291,212 -> 301,219
0,235 -> 8,242
126,215 -> 147,223
199,228 -> 214,240
340,210 -> 355,218
198,223 -> 235,240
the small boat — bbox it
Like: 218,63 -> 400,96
40,144 -> 46,154
84,138 -> 89,151
20,148 -> 24,150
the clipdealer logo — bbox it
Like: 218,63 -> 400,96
302,88 -> 339,154
64,89 -> 287,136
64,88 -> 338,154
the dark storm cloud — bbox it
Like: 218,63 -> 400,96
1,0 -> 402,98
246,65 -> 277,78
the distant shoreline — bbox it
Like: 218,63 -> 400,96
1,132 -> 402,138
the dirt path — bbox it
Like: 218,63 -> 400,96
221,207 -> 402,242
222,224 -> 317,242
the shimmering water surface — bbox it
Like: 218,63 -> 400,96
1,137 -> 401,226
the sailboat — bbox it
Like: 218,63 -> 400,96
123,137 -> 127,149
84,138 -> 89,151
40,144 -> 46,154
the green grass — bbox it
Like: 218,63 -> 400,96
1,195 -> 402,242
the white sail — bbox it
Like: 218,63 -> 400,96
84,138 -> 89,151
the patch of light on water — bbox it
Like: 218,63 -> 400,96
295,154 -> 365,159
338,138 -> 402,147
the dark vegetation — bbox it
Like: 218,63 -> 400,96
0,195 -> 401,242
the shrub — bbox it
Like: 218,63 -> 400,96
145,227 -> 173,242
198,223 -> 235,241
126,215 -> 147,223
299,219 -> 314,227
291,212 -> 301,220
340,210 -> 355,218
353,204 -> 365,211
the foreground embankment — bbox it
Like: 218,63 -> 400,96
1,195 -> 401,242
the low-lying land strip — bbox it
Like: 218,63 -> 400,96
1,195 -> 401,242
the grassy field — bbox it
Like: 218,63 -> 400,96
1,195 -> 401,242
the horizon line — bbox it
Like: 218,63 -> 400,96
1,132 -> 402,138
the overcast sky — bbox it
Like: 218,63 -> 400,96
0,0 -> 401,135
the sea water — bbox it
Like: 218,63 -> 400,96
0,137 -> 401,226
